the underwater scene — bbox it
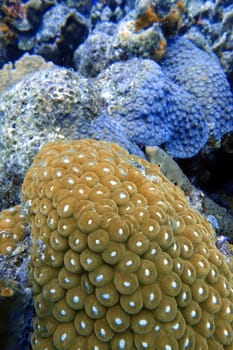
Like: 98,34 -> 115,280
0,0 -> 233,349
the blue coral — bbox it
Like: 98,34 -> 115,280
75,113 -> 146,158
161,36 -> 233,140
73,22 -> 117,77
1,37 -> 233,213
94,57 -> 208,158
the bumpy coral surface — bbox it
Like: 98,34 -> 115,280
0,53 -> 54,94
0,205 -> 27,255
161,37 -> 233,140
75,113 -> 146,159
74,0 -> 184,77
73,18 -> 166,77
22,139 -> 233,350
135,0 -> 185,33
0,66 -> 101,209
112,19 -> 166,61
95,58 -> 208,158
73,22 -> 117,77
184,1 -> 233,81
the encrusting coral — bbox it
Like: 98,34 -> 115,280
2,31 -> 233,211
22,139 -> 233,350
135,0 -> 186,34
0,205 -> 27,255
0,65 -> 102,209
161,36 -> 233,142
0,53 -> 54,94
111,18 -> 167,62
93,58 -> 208,159
74,0 -> 185,76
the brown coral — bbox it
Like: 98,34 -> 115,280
0,204 -> 27,255
112,18 -> 167,62
22,139 -> 233,349
135,0 -> 186,33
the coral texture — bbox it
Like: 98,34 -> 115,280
184,1 -> 233,81
161,36 -> 233,140
75,113 -> 146,158
0,53 -> 54,94
135,0 -> 185,33
22,139 -> 233,350
94,58 -> 208,158
0,66 -> 101,209
112,19 -> 166,62
73,22 -> 117,77
74,0 -> 185,77
0,205 -> 27,255
73,18 -> 166,77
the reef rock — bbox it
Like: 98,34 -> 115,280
94,58 -> 208,158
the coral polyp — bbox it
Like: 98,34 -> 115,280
0,205 -> 27,255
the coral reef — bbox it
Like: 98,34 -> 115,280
161,36 -> 233,141
1,34 -> 233,211
22,139 -> 233,349
184,1 -> 233,85
73,18 -> 167,77
0,65 -> 101,209
2,41 -> 233,209
60,0 -> 93,16
33,4 -> 89,66
135,0 -> 186,33
145,146 -> 195,193
0,0 -> 28,66
0,53 -> 54,94
0,0 -> 91,69
75,113 -> 146,158
111,18 -> 167,62
0,1 -> 233,348
73,22 -> 117,77
94,57 -> 208,158
90,0 -> 133,25
0,206 -> 32,349
146,146 -> 233,238
74,0 -> 185,76
0,204 -> 31,289
0,205 -> 26,255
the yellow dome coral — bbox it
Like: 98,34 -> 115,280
22,139 -> 233,350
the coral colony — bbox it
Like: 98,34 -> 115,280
22,140 -> 233,349
0,0 -> 233,349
